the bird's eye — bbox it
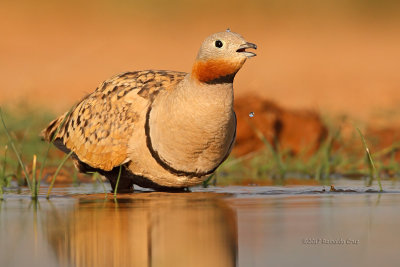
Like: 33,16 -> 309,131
215,40 -> 223,48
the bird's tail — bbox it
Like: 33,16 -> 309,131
40,112 -> 69,142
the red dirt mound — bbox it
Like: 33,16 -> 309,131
366,126 -> 400,162
233,95 -> 327,157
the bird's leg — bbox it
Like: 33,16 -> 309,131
106,167 -> 134,193
109,176 -> 134,193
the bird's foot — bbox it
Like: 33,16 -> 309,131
111,187 -> 134,194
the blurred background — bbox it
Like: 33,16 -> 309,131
1,0 -> 399,120
1,0 -> 400,181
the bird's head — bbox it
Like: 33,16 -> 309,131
192,30 -> 257,84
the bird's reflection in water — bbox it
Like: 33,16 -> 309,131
45,192 -> 237,267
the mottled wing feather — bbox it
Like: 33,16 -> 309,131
42,70 -> 186,171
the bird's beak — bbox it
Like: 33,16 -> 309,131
236,42 -> 257,58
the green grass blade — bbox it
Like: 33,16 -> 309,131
0,108 -> 31,190
0,145 -> 7,200
356,128 -> 383,191
72,168 -> 79,186
248,120 -> 286,178
31,155 -> 37,199
46,151 -> 73,199
0,181 -> 3,200
1,145 -> 7,183
94,172 -> 108,198
113,165 -> 122,198
202,173 -> 215,188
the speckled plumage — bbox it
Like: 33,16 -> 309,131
41,31 -> 256,191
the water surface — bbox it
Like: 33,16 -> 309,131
1,182 -> 399,267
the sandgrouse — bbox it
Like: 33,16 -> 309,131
41,30 -> 257,191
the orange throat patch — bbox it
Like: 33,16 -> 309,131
192,59 -> 244,84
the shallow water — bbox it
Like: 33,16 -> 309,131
1,181 -> 400,267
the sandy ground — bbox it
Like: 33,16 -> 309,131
1,2 -> 400,125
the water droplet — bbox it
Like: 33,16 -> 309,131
249,112 -> 254,118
